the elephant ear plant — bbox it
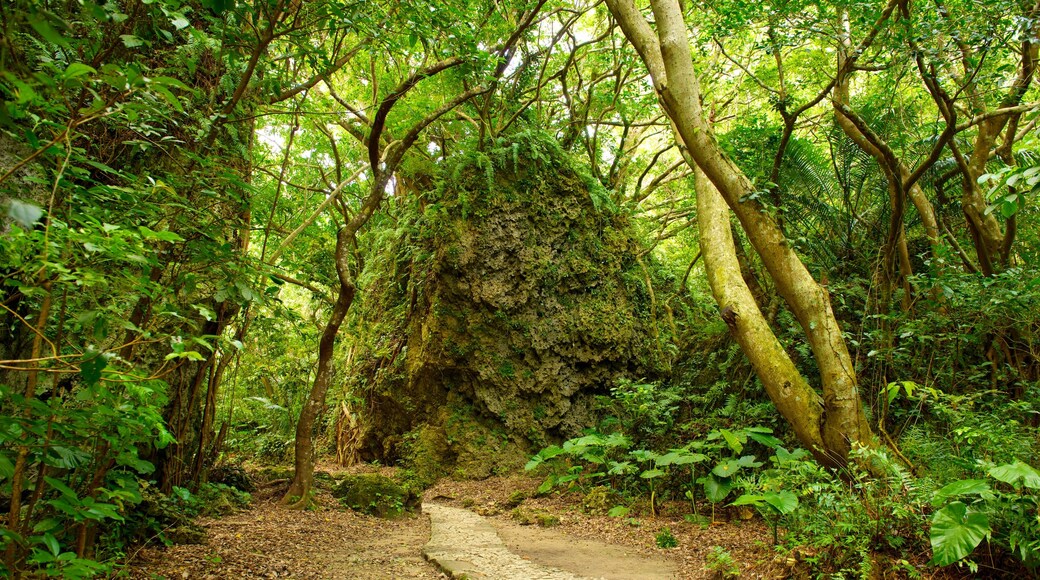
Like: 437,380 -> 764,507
928,460 -> 1040,571
731,491 -> 799,544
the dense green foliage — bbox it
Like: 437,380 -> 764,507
1,0 -> 1039,576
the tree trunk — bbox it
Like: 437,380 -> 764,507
606,0 -> 874,464
694,167 -> 829,460
282,229 -> 356,506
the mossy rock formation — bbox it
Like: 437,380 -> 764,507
348,135 -> 667,478
331,474 -> 419,518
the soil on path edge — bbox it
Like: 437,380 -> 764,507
125,489 -> 441,579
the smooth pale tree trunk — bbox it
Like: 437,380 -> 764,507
606,0 -> 873,465
694,167 -> 828,458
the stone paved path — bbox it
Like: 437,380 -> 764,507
422,503 -> 595,579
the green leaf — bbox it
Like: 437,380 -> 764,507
41,533 -> 59,556
63,63 -> 96,80
719,429 -> 743,454
607,461 -> 633,475
988,461 -> 1040,489
28,13 -> 70,47
120,34 -> 145,48
629,449 -> 658,462
201,0 -> 236,14
699,474 -> 733,504
747,432 -> 782,448
164,350 -> 205,361
85,502 -> 123,521
152,85 -> 184,112
607,505 -> 630,517
139,226 -> 184,242
730,494 -> 764,507
80,352 -> 107,385
712,460 -> 741,477
44,477 -> 78,499
1000,201 -> 1017,219
0,452 -> 14,480
169,13 -> 190,29
736,455 -> 762,468
929,501 -> 990,566
931,479 -> 991,507
773,446 -> 808,465
525,445 -> 564,471
655,451 -> 685,467
150,76 -> 192,91
762,491 -> 798,515
640,468 -> 665,479
32,519 -> 61,534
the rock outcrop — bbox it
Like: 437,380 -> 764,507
345,135 -> 666,478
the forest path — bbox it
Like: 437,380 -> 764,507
423,502 -> 678,579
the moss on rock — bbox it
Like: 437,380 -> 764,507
331,473 -> 419,518
345,132 -> 669,475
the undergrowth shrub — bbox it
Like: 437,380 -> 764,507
107,481 -> 251,560
744,446 -> 925,578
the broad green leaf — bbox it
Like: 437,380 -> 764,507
640,468 -> 665,479
0,452 -> 14,480
48,446 -> 89,469
719,429 -> 743,454
151,76 -> 192,91
525,445 -> 563,471
931,479 -> 991,507
730,494 -> 764,507
629,449 -> 658,462
736,455 -> 762,468
201,0 -> 236,14
929,502 -> 990,566
658,450 -> 706,466
699,474 -> 733,504
41,533 -> 59,556
762,491 -> 798,514
63,63 -> 96,80
773,447 -> 809,465
747,432 -> 783,447
655,451 -> 684,467
44,477 -> 78,499
139,226 -> 184,242
32,519 -> 61,534
988,461 -> 1040,489
607,461 -> 633,475
164,350 -> 205,361
28,13 -> 70,47
120,34 -> 144,48
672,452 -> 707,465
169,13 -> 190,29
152,85 -> 184,112
712,460 -> 741,477
85,502 -> 123,521
607,505 -> 630,517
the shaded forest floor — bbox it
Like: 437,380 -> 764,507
122,464 -> 947,579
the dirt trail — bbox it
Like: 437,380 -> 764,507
492,515 -> 677,579
125,474 -> 776,579
423,502 -> 677,579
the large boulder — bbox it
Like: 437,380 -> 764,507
346,135 -> 668,478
